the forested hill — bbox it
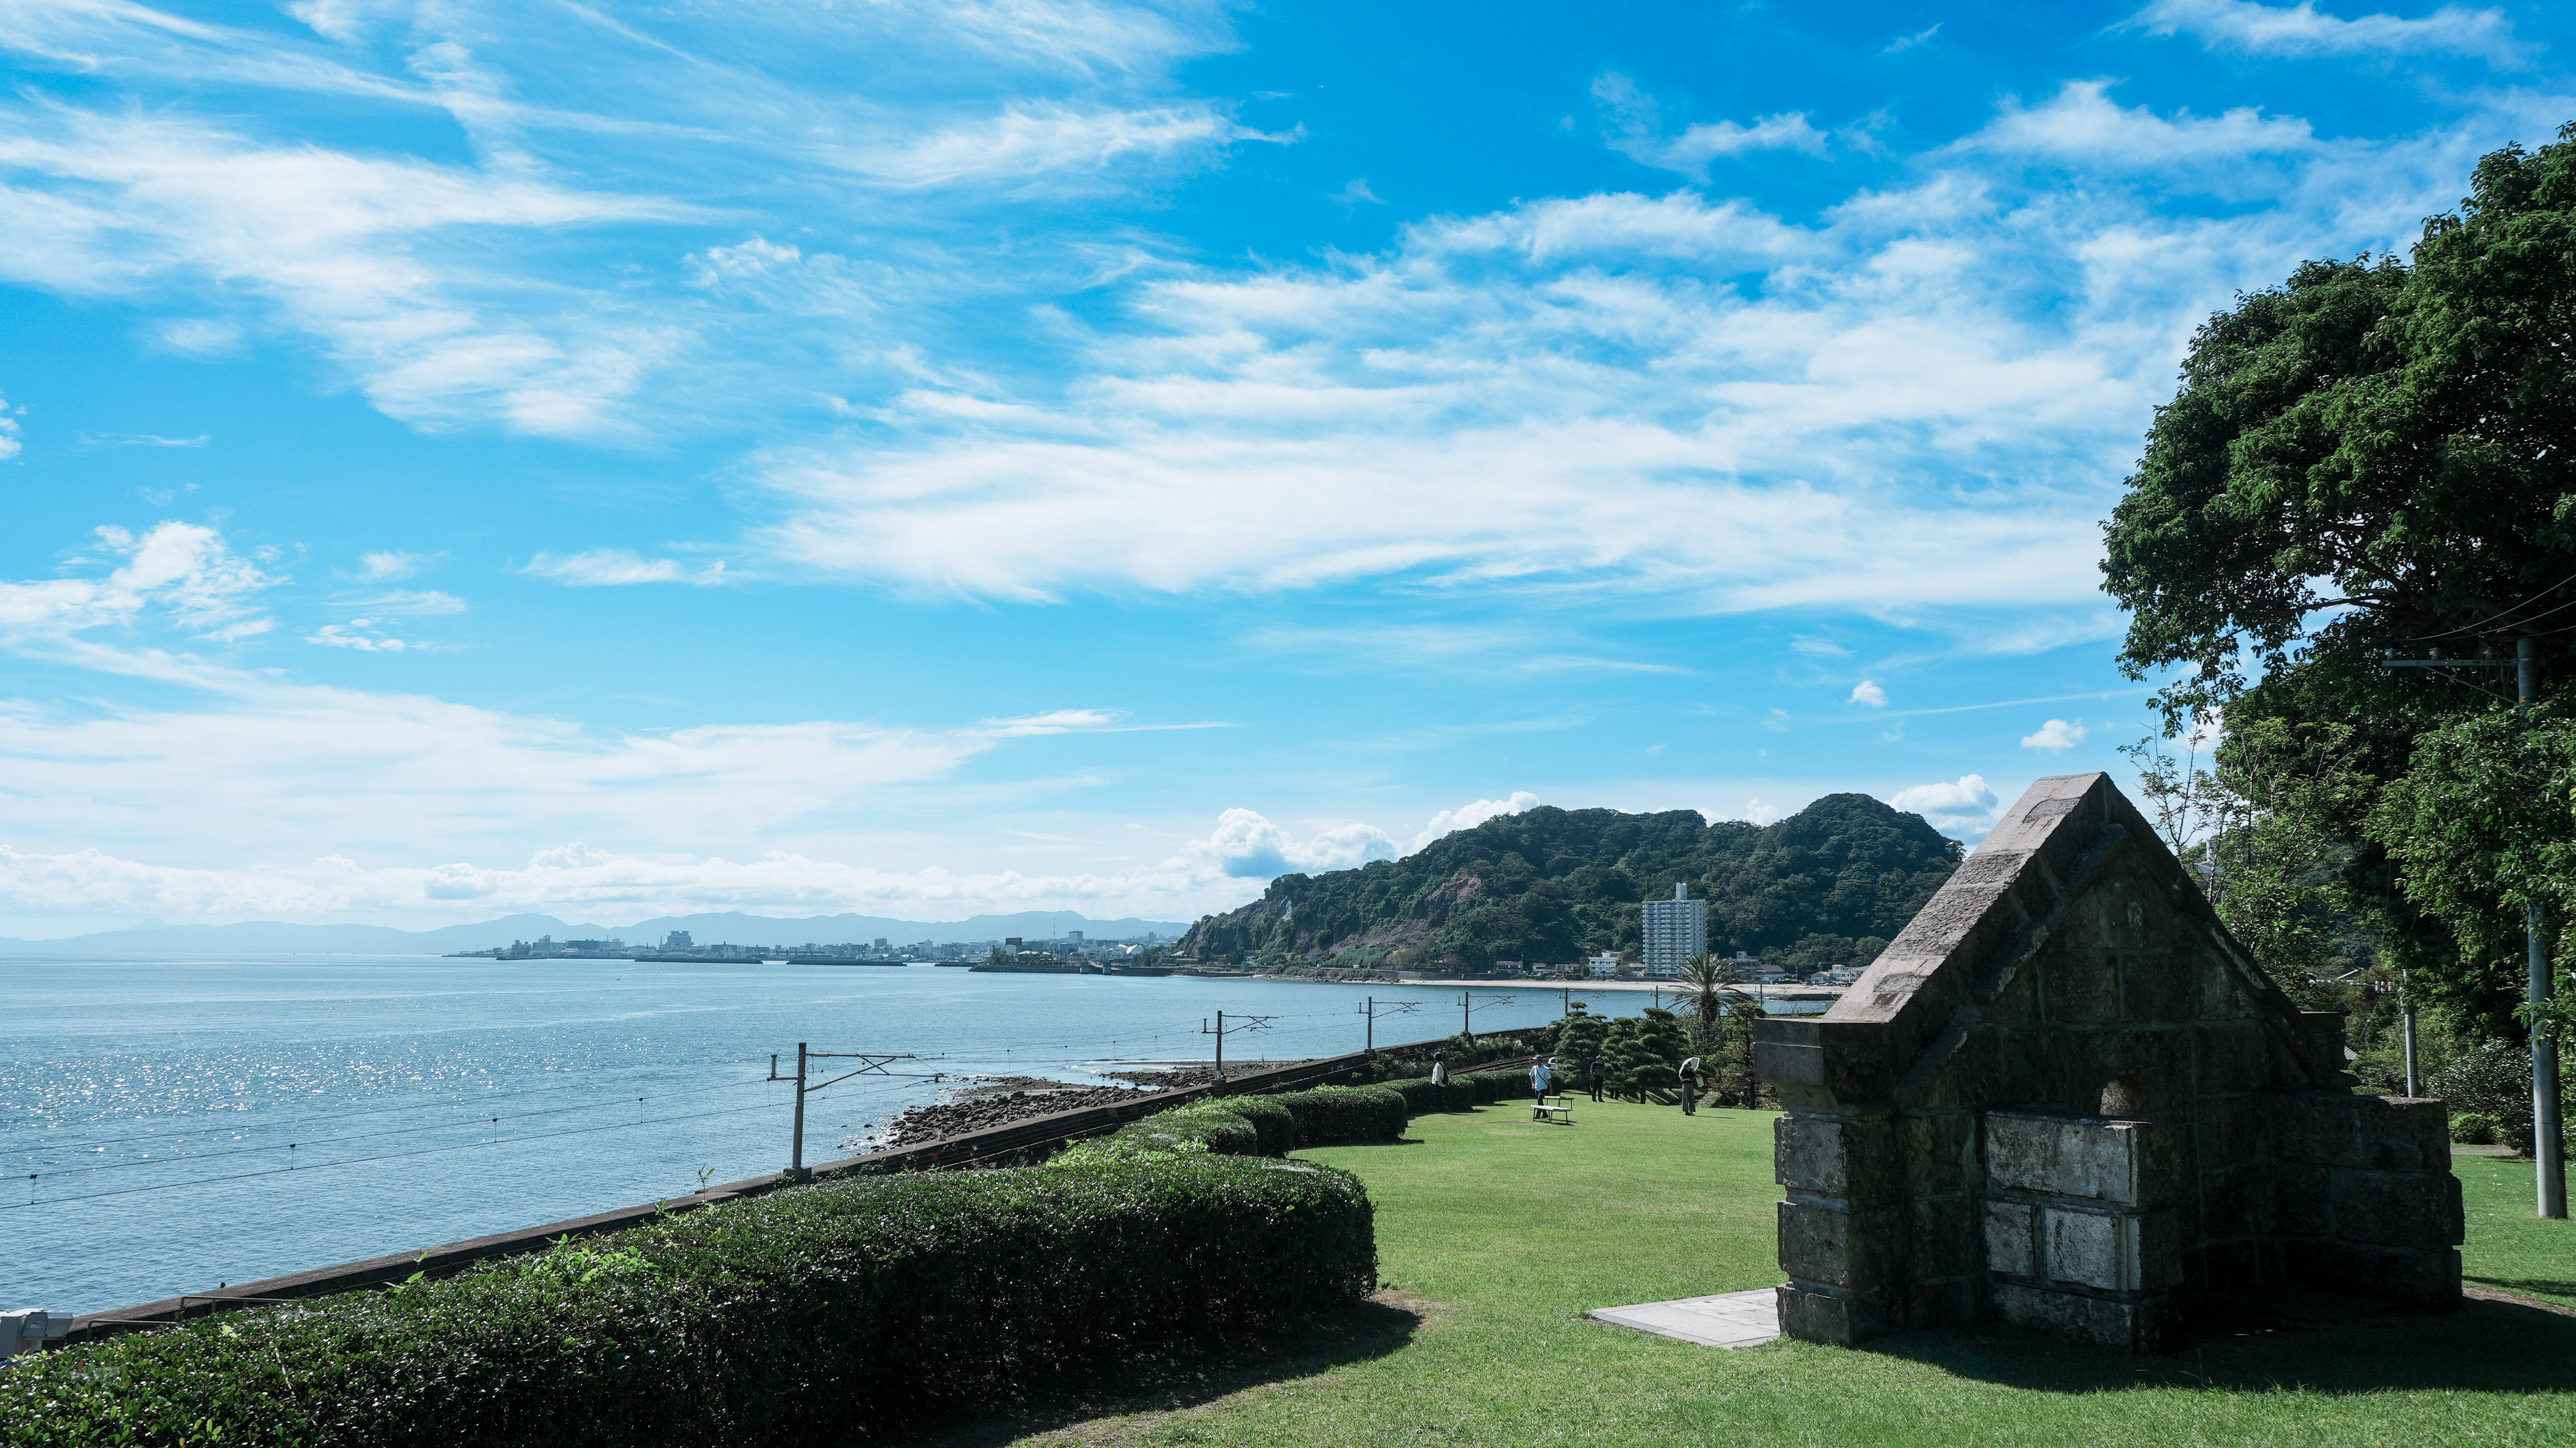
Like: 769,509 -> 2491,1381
1177,795 -> 1964,972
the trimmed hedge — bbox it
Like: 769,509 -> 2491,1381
1391,1078 -> 1444,1115
1209,1094 -> 1296,1156
0,1159 -> 1375,1447
1391,1074 -> 1531,1114
1276,1086 -> 1407,1145
1113,1107 -> 1258,1156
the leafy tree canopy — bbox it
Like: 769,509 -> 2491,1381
2103,122 -> 2576,1038
2106,123 -> 2576,734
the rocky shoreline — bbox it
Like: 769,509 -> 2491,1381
871,1069 -> 1226,1148
861,1034 -> 1553,1152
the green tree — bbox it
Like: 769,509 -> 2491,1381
2369,707 -> 2576,1052
2101,122 -> 2576,1032
1601,1009 -> 1686,1098
1552,1008 -> 1608,1083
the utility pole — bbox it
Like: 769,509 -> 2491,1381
1201,1011 -> 1273,1081
2403,972 -> 2421,1100
1359,996 -> 1421,1052
2524,638 -> 2567,1219
2382,638 -> 2564,1218
767,1045 -> 919,1172
1458,990 -> 1512,1042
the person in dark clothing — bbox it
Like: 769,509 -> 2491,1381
1678,1055 -> 1702,1115
1588,1055 -> 1606,1102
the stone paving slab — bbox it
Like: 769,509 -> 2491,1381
1589,1287 -> 1781,1349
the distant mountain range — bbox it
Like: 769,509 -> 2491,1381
0,909 -> 1193,957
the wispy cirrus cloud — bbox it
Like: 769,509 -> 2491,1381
2125,0 -> 2526,66
1593,72 -> 1829,178
523,549 -> 728,587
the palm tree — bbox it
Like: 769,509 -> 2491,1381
1668,952 -> 1751,1059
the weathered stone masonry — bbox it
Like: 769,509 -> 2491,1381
1753,772 -> 2462,1352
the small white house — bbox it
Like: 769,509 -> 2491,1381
1585,951 -> 1620,978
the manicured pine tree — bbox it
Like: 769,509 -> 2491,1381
1615,1007 -> 1686,1099
1553,1009 -> 1607,1082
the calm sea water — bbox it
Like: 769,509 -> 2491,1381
1,955 -> 1700,1313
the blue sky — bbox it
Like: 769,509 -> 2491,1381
0,0 -> 2568,934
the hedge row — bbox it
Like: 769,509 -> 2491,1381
1113,1106 -> 1258,1156
1272,1086 -> 1407,1145
1210,1094 -> 1297,1155
1390,1071 -> 1537,1115
0,1158 -> 1375,1448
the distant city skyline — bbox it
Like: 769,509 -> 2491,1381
2,0 -> 2568,931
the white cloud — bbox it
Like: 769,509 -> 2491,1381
1333,177 -> 1384,208
1740,797 -> 1784,826
1407,791 -> 1542,853
79,432 -> 208,448
1849,680 -> 1890,708
0,392 -> 17,461
153,318 -> 244,356
335,589 -> 466,616
1886,774 -> 2001,834
1885,23 -> 1942,53
846,102 -> 1258,188
0,109 -> 694,437
1593,73 -> 1828,179
747,85 -> 2506,619
2021,718 -> 2088,751
2126,0 -> 2524,64
1967,80 -> 2321,171
359,550 -> 422,580
307,620 -> 415,651
524,549 -> 728,587
0,521 -> 276,639
0,785 -> 1558,921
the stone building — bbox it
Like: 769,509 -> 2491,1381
1754,772 -> 2462,1352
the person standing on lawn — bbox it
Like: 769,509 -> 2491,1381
1678,1054 -> 1702,1115
1429,1054 -> 1448,1088
1530,1057 -> 1552,1101
1588,1054 -> 1606,1102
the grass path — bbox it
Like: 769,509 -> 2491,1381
976,1102 -> 2576,1448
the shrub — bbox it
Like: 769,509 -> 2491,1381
1276,1086 -> 1407,1145
2451,1110 -> 2500,1146
1390,1078 -> 1444,1115
0,1159 -> 1375,1447
2433,1039 -> 2541,1155
1469,1069 -> 1531,1103
1114,1107 -> 1258,1156
1207,1094 -> 1295,1156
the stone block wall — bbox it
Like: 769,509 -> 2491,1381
1756,772 -> 2464,1352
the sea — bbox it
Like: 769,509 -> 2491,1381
0,955 -> 1814,1314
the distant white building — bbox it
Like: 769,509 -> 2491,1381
1642,882 -> 1707,980
1586,951 -> 1621,978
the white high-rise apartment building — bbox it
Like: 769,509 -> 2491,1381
1642,882 -> 1707,980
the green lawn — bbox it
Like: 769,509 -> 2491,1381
965,1101 -> 2576,1448
2458,1153 -> 2576,1310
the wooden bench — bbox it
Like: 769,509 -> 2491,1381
1530,1097 -> 1575,1124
